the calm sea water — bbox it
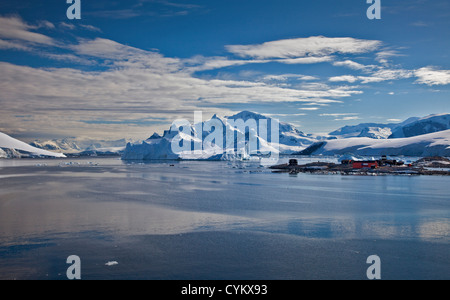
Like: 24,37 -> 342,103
0,157 -> 449,280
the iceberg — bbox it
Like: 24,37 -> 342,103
122,120 -> 252,161
122,111 -> 287,161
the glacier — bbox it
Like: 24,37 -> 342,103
0,132 -> 66,158
298,129 -> 450,157
389,114 -> 450,138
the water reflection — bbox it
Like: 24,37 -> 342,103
0,157 -> 449,279
0,158 -> 448,244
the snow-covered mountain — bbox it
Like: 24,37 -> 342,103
30,139 -> 82,153
329,113 -> 450,140
329,117 -> 420,139
389,114 -> 450,138
297,129 -> 450,157
122,111 -> 327,160
226,111 -> 328,153
4,111 -> 448,160
0,132 -> 66,158
30,138 -> 130,156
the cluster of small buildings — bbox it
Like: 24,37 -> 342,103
272,156 -> 450,176
341,155 -> 405,169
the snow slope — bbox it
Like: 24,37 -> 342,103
298,129 -> 450,157
0,148 -> 7,158
389,113 -> 450,138
329,117 -> 420,139
0,132 -> 66,158
226,111 -> 326,153
30,138 -> 131,155
30,139 -> 81,153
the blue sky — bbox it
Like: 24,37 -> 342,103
0,0 -> 449,141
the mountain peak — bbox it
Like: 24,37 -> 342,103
148,133 -> 162,140
227,111 -> 268,121
389,113 -> 450,138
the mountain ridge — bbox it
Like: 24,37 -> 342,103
3,111 -> 450,159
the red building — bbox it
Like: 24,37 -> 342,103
352,161 -> 379,169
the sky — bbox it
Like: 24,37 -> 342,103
0,0 -> 449,142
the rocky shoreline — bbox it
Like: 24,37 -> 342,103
270,156 -> 450,176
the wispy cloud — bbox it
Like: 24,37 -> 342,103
410,21 -> 430,27
0,14 -> 448,140
320,113 -> 359,117
387,119 -> 402,122
335,116 -> 361,121
89,0 -> 204,19
329,68 -> 414,84
60,22 -> 76,30
375,49 -> 406,66
0,34 -> 365,139
262,74 -> 319,81
415,67 -> 450,86
320,113 -> 361,121
298,107 -> 321,111
0,16 -> 55,48
329,75 -> 359,83
226,36 -> 382,59
79,24 -> 102,33
332,60 -> 375,71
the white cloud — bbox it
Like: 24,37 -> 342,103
371,69 -> 414,81
265,113 -> 307,117
0,16 -> 55,46
263,74 -> 319,81
79,24 -> 102,32
335,116 -> 361,121
3,22 -> 446,141
277,56 -> 333,64
0,38 -> 30,51
329,75 -> 359,83
410,21 -> 429,27
59,23 -> 103,33
415,67 -> 450,86
226,36 -> 382,59
37,20 -> 55,29
0,34 -> 363,140
298,107 -> 320,111
320,113 -> 359,117
375,49 -> 405,65
332,60 -> 373,71
60,22 -> 76,30
184,55 -> 333,73
183,56 -> 264,72
330,68 -> 414,84
319,113 -> 361,121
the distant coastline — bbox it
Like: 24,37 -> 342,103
270,156 -> 450,176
